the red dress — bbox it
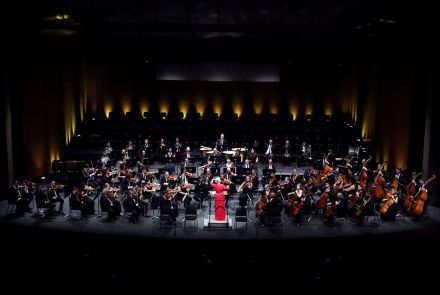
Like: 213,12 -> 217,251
210,183 -> 230,220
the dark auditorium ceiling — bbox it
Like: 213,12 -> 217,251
3,0 -> 437,60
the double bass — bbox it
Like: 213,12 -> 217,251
357,156 -> 373,188
403,172 -> 422,209
317,151 -> 332,184
410,175 -> 436,217
370,161 -> 387,199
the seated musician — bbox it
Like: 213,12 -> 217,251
264,139 -> 276,160
9,180 -> 32,214
238,175 -> 254,206
100,186 -> 122,222
35,186 -> 56,216
282,139 -> 292,166
160,188 -> 179,223
76,185 -> 95,219
48,181 -> 65,214
259,191 -> 283,227
124,189 -> 142,223
225,158 -> 234,170
248,147 -> 259,164
266,158 -> 275,171
224,168 -> 237,193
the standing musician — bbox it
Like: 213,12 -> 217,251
264,139 -> 276,161
238,175 -> 254,207
247,147 -> 259,164
282,139 -> 292,166
48,181 -> 65,214
141,138 -> 153,155
210,177 -> 230,221
216,133 -> 228,152
184,147 -> 192,160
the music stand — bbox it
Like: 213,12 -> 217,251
242,168 -> 252,176
262,169 -> 276,177
209,155 -> 222,165
186,166 -> 196,174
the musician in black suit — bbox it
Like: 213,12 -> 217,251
35,187 -> 56,216
264,139 -> 276,157
216,133 -> 228,151
100,187 -> 121,222
160,189 -> 179,223
259,191 -> 283,226
48,181 -> 64,214
125,189 -> 142,223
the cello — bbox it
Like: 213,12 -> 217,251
315,186 -> 331,210
410,175 -> 436,217
403,172 -> 422,209
379,188 -> 398,215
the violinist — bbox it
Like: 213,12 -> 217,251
78,184 -> 95,218
160,171 -> 175,189
101,186 -> 122,222
225,158 -> 234,170
250,168 -> 259,189
176,181 -> 192,208
48,181 -> 65,214
125,188 -> 142,223
35,186 -> 56,216
160,188 -> 179,223
179,168 -> 192,186
290,169 -> 300,185
238,175 -> 253,207
224,168 -> 237,195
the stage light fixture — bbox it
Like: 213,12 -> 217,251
143,112 -> 149,119
306,114 -> 312,122
160,112 -> 167,120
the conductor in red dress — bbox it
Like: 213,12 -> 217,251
210,177 -> 230,220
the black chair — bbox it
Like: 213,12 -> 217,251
183,204 -> 198,229
234,206 -> 248,229
64,196 -> 83,219
268,213 -> 283,230
159,209 -> 173,229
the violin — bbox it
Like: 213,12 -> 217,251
184,171 -> 193,177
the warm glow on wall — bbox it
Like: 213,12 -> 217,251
253,97 -> 264,114
213,97 -> 222,116
178,99 -> 189,119
305,103 -> 313,116
139,100 -> 149,115
232,96 -> 243,118
121,97 -> 131,114
324,103 -> 333,117
104,100 -> 113,118
159,97 -> 169,114
289,103 -> 298,121
362,98 -> 374,140
50,146 -> 60,163
269,102 -> 278,115
195,96 -> 206,116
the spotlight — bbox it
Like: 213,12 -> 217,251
41,176 -> 46,180
143,112 -> 149,119
160,112 -> 167,120
357,139 -> 361,142
306,114 -> 312,122
91,117 -> 96,121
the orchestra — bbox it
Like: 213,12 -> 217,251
6,134 -> 436,233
